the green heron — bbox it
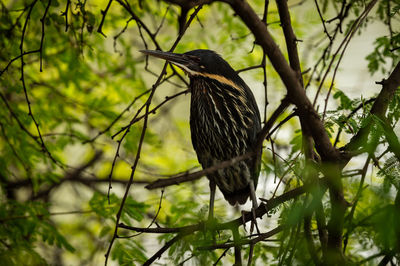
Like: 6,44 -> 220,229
141,49 -> 261,220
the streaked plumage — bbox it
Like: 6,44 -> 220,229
141,49 -> 261,206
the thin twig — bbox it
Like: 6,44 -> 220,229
105,5 -> 204,265
213,248 -> 230,265
111,89 -> 189,139
312,0 -> 378,107
113,17 -> 134,54
143,234 -> 183,266
116,0 -> 162,50
39,0 -> 51,72
19,0 -> 59,166
97,0 -> 113,37
60,0 -> 71,32
0,50 -> 40,77
84,88 -> 152,144
198,226 -> 283,250
314,0 -> 332,40
342,156 -> 370,253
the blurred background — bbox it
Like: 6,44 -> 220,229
0,0 -> 398,265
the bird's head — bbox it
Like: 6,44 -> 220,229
140,49 -> 237,79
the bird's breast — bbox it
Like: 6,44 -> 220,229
189,77 -> 257,160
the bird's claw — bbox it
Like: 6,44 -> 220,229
250,206 -> 260,235
241,207 -> 260,235
241,210 -> 248,233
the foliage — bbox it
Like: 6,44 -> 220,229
0,0 -> 400,265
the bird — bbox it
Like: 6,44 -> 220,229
141,49 -> 262,220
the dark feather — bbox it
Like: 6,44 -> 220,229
187,51 -> 261,205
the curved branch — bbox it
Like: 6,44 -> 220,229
146,152 -> 254,189
123,180 -> 309,265
123,184 -> 307,235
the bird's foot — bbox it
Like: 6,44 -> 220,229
249,205 -> 260,235
241,210 -> 248,233
248,181 -> 260,234
241,207 -> 260,235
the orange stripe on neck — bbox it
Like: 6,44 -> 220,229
199,73 -> 245,95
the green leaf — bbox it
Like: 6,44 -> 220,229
333,90 -> 352,110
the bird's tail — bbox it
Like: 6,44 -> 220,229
223,186 -> 251,206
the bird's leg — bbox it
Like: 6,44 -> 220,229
208,178 -> 216,222
241,210 -> 247,232
240,182 -> 260,234
249,181 -> 260,234
208,179 -> 217,243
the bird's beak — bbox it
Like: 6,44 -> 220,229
140,50 -> 198,74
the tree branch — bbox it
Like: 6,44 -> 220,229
227,0 -> 338,162
146,96 -> 290,190
344,60 -> 400,158
276,0 -> 303,85
105,5 -> 204,265
122,184 -> 307,235
97,0 -> 113,37
197,226 -> 283,250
